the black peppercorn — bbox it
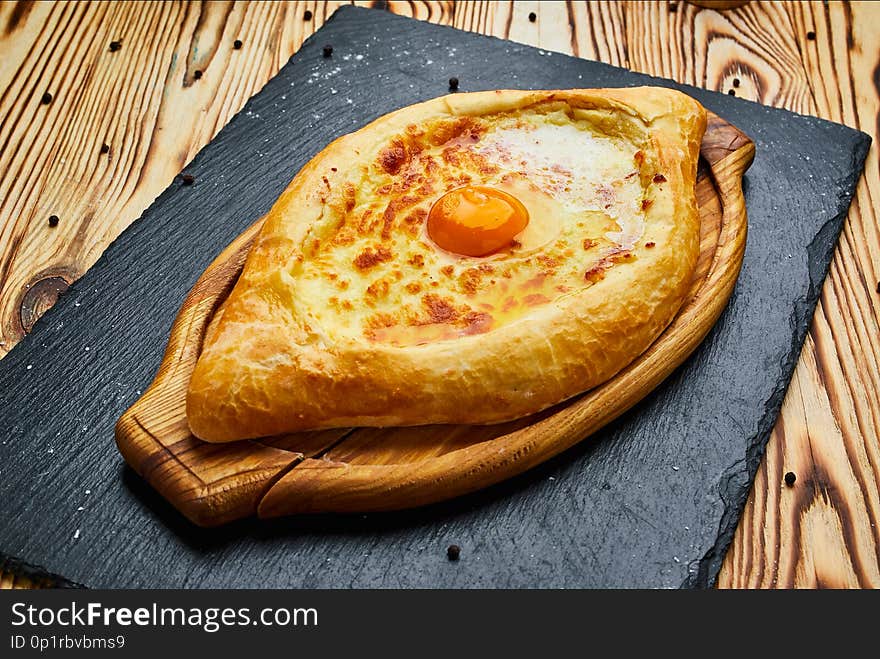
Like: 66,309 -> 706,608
733,78 -> 740,88
304,10 -> 313,21
99,143 -> 110,155
728,89 -> 736,95
448,77 -> 459,91
447,544 -> 461,561
193,70 -> 202,80
322,44 -> 333,58
806,31 -> 816,40
48,215 -> 59,228
41,92 -> 53,105
784,471 -> 797,487
233,39 -> 243,50
109,41 -> 122,52
528,12 -> 537,22
181,173 -> 195,185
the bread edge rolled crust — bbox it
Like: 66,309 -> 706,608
186,87 -> 707,442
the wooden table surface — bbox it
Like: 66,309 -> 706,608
0,0 -> 877,589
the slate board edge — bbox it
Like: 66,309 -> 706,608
0,555 -> 83,589
685,129 -> 871,587
336,6 -> 871,142
0,5 -> 871,589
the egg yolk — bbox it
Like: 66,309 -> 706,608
427,185 -> 529,257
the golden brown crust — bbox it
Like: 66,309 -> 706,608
186,87 -> 707,442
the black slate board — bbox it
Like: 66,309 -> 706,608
0,7 -> 870,589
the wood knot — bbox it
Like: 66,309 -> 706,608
19,276 -> 70,333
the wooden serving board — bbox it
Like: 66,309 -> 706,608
115,112 -> 754,527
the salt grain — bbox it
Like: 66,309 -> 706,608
73,529 -> 80,540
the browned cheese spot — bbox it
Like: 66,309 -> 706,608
378,138 -> 408,175
536,254 -> 560,273
422,294 -> 459,324
462,311 -> 493,335
354,245 -> 393,270
403,208 -> 427,236
459,268 -> 484,295
585,264 -> 607,283
366,278 -> 391,301
342,183 -> 357,212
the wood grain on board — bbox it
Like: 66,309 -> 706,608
0,0 -> 876,588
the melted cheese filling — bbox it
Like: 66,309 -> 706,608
292,107 -> 649,346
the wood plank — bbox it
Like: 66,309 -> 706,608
0,0 -> 380,355
717,0 -> 880,588
613,0 -> 880,591
0,0 -> 876,588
